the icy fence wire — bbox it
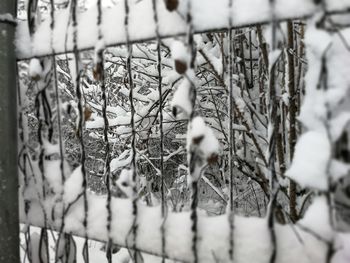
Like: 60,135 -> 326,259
16,0 -> 350,262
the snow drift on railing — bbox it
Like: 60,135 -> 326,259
20,174 -> 341,263
16,0 -> 350,60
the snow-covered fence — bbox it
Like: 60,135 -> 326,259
11,0 -> 350,262
15,0 -> 350,60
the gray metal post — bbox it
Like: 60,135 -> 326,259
0,1 -> 19,262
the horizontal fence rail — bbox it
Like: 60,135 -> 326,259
16,0 -> 350,60
21,186 -> 330,263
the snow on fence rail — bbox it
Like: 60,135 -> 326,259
16,0 -> 350,60
15,0 -> 350,262
21,182 -> 331,263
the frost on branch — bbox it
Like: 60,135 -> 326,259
115,169 -> 135,199
299,196 -> 333,241
170,40 -> 195,117
171,40 -> 190,74
286,131 -> 330,191
287,18 -> 350,187
186,116 -> 219,182
93,39 -> 105,80
171,77 -> 193,117
29,58 -> 44,81
287,14 -> 350,234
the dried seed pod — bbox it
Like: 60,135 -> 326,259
192,135 -> 204,145
29,58 -> 44,81
165,0 -> 178,11
172,106 -> 177,118
175,59 -> 187,74
31,74 -> 41,82
123,76 -> 129,84
75,127 -> 81,138
84,107 -> 93,121
67,104 -> 73,115
207,153 -> 219,165
93,62 -> 103,81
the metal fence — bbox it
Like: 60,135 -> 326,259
1,0 -> 350,262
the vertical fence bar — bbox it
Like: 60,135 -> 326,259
49,1 -> 71,262
71,0 -> 90,261
228,0 -> 235,260
151,0 -> 166,261
0,1 -> 19,262
267,1 -> 279,263
95,1 -> 113,261
186,1 -> 199,262
286,21 -> 298,222
124,0 -> 139,260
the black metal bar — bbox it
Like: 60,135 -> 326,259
71,0 -> 90,262
228,0 -> 235,260
124,0 -> 139,261
267,1 -> 279,263
151,0 -> 166,261
0,1 -> 19,262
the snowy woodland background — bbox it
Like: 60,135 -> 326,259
11,0 -> 350,262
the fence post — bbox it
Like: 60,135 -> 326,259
0,0 -> 20,262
